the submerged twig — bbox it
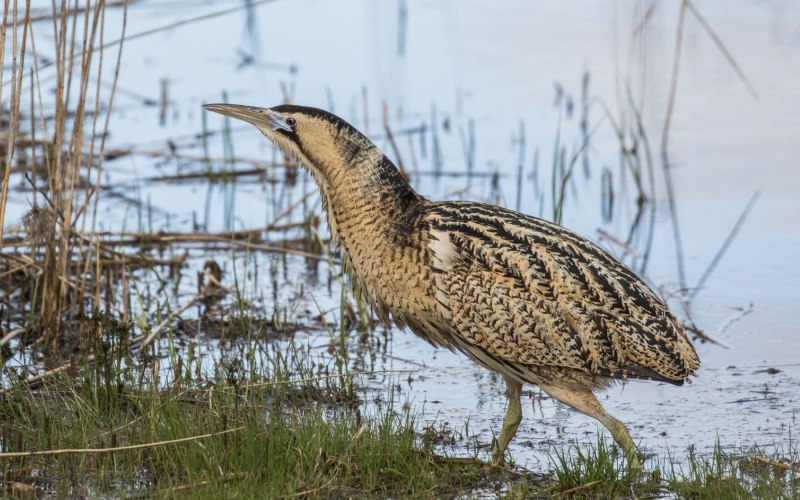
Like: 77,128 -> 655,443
682,322 -> 729,348
382,100 -> 408,179
661,0 -> 689,302
715,303 -> 753,335
689,192 -> 759,300
596,229 -> 643,259
685,1 -> 758,99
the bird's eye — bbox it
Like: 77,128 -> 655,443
285,117 -> 297,128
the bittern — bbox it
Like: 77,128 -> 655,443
203,103 -> 700,467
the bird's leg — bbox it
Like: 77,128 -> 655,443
539,384 -> 642,470
491,377 -> 523,466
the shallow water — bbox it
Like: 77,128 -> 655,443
5,0 -> 800,470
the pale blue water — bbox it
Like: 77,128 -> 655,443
3,0 -> 799,470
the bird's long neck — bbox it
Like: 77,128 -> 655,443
309,143 -> 428,325
320,149 -> 421,248
304,134 -> 422,251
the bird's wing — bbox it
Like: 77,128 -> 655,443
425,202 -> 699,384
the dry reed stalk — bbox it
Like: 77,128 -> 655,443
53,0 -> 106,345
154,473 -> 246,496
37,0 -> 68,341
95,225 -> 300,245
155,479 -> 212,495
129,150 -> 292,170
0,426 -> 243,458
0,327 -> 26,346
0,0 -> 11,238
596,228 -> 643,259
289,477 -> 336,498
0,259 -> 34,280
0,0 -> 126,343
231,369 -> 416,391
79,1 -> 128,343
749,455 -> 800,474
684,1 -> 757,99
0,1 -> 32,241
145,167 -> 276,183
27,19 -> 55,184
553,480 -> 603,497
93,234 -> 330,261
23,0 -> 126,24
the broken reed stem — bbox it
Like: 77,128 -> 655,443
0,327 -> 26,346
154,473 -> 246,496
553,479 -> 602,497
135,292 -> 208,350
749,455 -> 800,474
682,322 -> 729,348
0,427 -> 243,458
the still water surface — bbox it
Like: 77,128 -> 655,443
8,0 -> 800,468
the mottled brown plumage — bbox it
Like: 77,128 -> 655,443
203,103 -> 701,467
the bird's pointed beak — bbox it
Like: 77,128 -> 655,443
202,103 -> 293,132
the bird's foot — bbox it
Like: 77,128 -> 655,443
626,451 -> 643,473
490,439 -> 501,466
490,438 -> 509,467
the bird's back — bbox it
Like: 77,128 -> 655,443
416,201 -> 700,388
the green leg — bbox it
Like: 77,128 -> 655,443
596,412 -> 642,470
540,384 -> 642,470
492,378 -> 522,466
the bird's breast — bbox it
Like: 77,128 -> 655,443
336,222 -> 451,338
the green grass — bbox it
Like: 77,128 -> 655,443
549,434 -> 647,497
0,313 -> 797,497
0,312 -> 496,497
545,434 -> 800,498
665,441 -> 800,499
0,378 -> 490,497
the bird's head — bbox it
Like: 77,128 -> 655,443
202,103 -> 380,184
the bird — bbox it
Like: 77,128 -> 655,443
203,103 -> 701,468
